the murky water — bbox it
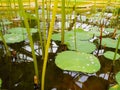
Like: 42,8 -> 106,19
0,39 -> 120,90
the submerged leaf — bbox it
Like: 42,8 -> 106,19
55,51 -> 101,73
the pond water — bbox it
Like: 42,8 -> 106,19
0,38 -> 120,90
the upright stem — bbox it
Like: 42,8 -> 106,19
61,0 -> 65,44
0,31 -> 11,56
18,0 -> 39,79
113,35 -> 120,65
42,0 -> 47,52
34,0 -> 44,58
41,1 -> 58,90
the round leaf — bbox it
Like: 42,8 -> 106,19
55,51 -> 101,73
103,51 -> 120,60
102,38 -> 120,49
109,84 -> 120,90
7,27 -> 37,34
66,41 -> 96,53
0,34 -> 26,44
115,72 -> 120,85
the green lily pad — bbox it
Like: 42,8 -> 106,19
52,28 -> 93,41
115,72 -> 120,85
103,51 -> 120,60
101,38 -> 120,49
105,28 -> 120,34
89,27 -> 106,36
55,51 -> 101,73
66,40 -> 96,53
52,33 -> 61,41
52,29 -> 95,53
7,27 -> 37,34
109,84 -> 120,90
0,33 -> 26,44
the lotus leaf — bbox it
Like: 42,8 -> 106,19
103,51 -> 120,60
101,38 -> 120,49
88,27 -> 106,36
105,28 -> 120,34
109,84 -> 120,90
66,40 -> 96,53
55,51 -> 101,73
115,72 -> 120,85
52,33 -> 61,41
52,29 -> 93,41
0,33 -> 26,44
7,27 -> 37,34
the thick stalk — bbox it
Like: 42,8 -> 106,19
42,0 -> 47,51
18,0 -> 39,79
34,0 -> 44,58
113,35 -> 120,65
41,0 -> 58,90
0,31 -> 11,56
61,0 -> 65,44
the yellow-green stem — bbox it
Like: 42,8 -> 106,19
34,0 -> 44,58
18,0 -> 39,79
113,35 -> 120,65
42,0 -> 47,51
61,0 -> 65,44
41,0 -> 58,90
0,31 -> 11,56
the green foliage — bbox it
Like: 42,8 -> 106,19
103,51 -> 120,60
55,51 -> 101,73
0,33 -> 26,44
7,27 -> 37,34
101,38 -> 120,49
67,40 -> 96,53
115,72 -> 120,85
109,84 -> 120,90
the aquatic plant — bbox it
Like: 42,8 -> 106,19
0,31 -> 11,56
41,0 -> 58,90
55,51 -> 101,73
18,0 -> 39,81
7,27 -> 37,34
0,33 -> 26,44
103,51 -> 120,60
109,71 -> 120,90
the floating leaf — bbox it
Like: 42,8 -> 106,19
115,72 -> 120,85
52,33 -> 61,41
101,38 -> 120,49
89,27 -> 106,36
66,40 -> 96,53
7,27 -> 37,34
52,29 -> 93,41
109,84 -> 120,90
0,33 -> 26,44
103,51 -> 120,60
105,28 -> 120,34
55,51 -> 100,73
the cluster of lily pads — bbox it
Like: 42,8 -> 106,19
52,28 -> 101,73
52,26 -> 120,75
